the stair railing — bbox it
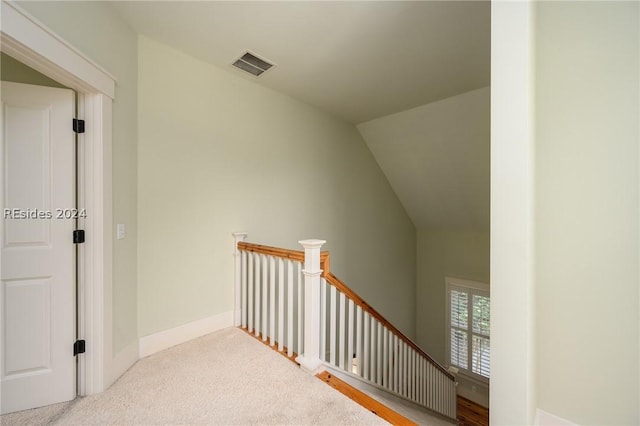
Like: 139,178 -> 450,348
232,234 -> 456,420
320,272 -> 457,419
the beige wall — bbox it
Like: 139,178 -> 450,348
137,36 -> 416,339
16,1 -> 139,354
416,230 -> 489,363
534,2 -> 639,424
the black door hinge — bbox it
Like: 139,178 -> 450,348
73,230 -> 85,244
74,340 -> 86,356
73,119 -> 85,134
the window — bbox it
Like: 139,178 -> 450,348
446,277 -> 490,382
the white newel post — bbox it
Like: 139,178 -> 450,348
232,232 -> 248,326
296,239 -> 326,373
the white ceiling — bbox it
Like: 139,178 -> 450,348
112,1 -> 490,124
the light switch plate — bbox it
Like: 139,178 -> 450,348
117,223 -> 125,240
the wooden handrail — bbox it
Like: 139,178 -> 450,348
237,241 -> 330,272
237,242 -> 304,261
324,272 -> 455,380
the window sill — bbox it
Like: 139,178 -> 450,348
449,367 -> 489,387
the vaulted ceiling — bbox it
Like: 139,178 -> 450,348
112,1 -> 490,124
112,1 -> 490,231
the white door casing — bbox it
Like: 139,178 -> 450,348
0,81 -> 76,414
1,0 -> 121,399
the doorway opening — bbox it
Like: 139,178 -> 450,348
1,0 -> 116,412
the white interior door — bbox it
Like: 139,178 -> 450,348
1,81 -> 76,414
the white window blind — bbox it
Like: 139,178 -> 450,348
446,277 -> 490,382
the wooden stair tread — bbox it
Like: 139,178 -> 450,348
457,396 -> 489,426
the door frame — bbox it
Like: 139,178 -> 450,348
1,1 -> 115,396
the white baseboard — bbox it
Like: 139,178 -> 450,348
139,311 -> 234,358
534,409 -> 576,426
105,339 -> 139,390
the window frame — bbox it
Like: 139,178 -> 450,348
445,276 -> 490,384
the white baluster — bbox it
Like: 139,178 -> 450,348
241,251 -> 247,328
295,239 -> 326,373
390,331 -> 395,391
348,300 -> 354,374
416,352 -> 420,402
369,316 -> 378,382
412,350 -> 416,401
399,341 -> 405,396
396,340 -> 402,395
407,348 -> 412,400
278,258 -> 284,351
320,278 -> 326,362
439,375 -> 443,414
448,374 -> 452,416
329,285 -> 337,366
269,256 -> 276,345
396,336 -> 400,393
441,373 -> 445,414
422,360 -> 430,407
438,372 -> 442,414
393,334 -> 399,393
408,347 -> 413,400
248,252 -> 254,333
262,254 -> 268,341
296,262 -> 304,354
437,372 -> 441,413
376,322 -> 382,385
297,261 -> 303,355
287,260 -> 294,357
363,312 -> 369,380
383,327 -> 388,388
425,362 -> 430,409
254,254 -> 260,337
403,343 -> 408,398
432,364 -> 436,410
429,364 -> 435,410
407,344 -> 412,399
418,356 -> 423,405
339,292 -> 346,370
356,305 -> 362,376
420,358 -> 427,405
404,343 -> 409,398
426,359 -> 430,407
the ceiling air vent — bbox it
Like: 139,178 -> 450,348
232,52 -> 274,77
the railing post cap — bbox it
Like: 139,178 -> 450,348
298,239 -> 326,249
232,232 -> 248,239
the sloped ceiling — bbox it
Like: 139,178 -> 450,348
111,1 -> 490,231
112,1 -> 490,124
358,87 -> 490,232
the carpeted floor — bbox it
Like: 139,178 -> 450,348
2,327 -> 388,425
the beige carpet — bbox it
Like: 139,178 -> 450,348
2,328 -> 388,425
